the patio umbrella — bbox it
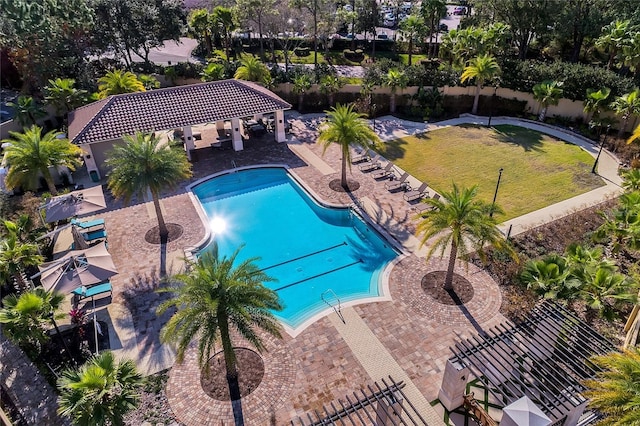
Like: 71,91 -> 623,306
35,242 -> 117,294
71,224 -> 90,250
501,396 -> 551,426
42,185 -> 107,223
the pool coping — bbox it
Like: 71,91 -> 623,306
183,164 -> 405,338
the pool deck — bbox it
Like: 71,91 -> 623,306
73,113 -> 622,425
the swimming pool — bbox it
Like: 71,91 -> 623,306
192,167 -> 398,331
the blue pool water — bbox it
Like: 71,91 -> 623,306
192,167 -> 397,329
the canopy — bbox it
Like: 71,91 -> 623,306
36,242 -> 117,294
42,185 -> 106,223
501,396 -> 551,426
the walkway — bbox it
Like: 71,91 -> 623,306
61,112 -> 622,425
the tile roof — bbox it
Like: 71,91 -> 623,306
68,80 -> 292,145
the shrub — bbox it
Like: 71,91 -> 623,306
171,62 -> 204,79
294,47 -> 310,57
499,59 -> 636,101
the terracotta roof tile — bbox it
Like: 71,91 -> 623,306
68,80 -> 291,145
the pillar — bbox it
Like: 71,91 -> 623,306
375,396 -> 403,425
275,110 -> 286,143
562,399 -> 587,426
438,359 -> 470,411
230,118 -> 244,151
183,126 -> 195,160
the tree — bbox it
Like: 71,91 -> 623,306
235,0 -> 277,60
593,191 -> 640,254
584,87 -> 612,125
0,233 -> 43,293
138,75 -> 160,91
44,78 -> 89,121
611,90 -> 640,138
97,70 -> 146,98
319,75 -> 344,106
0,0 -> 93,91
291,0 -> 332,70
234,56 -> 270,83
188,8 -> 213,55
520,254 -> 575,300
460,54 -> 501,115
420,0 -> 447,58
385,69 -> 408,114
621,168 -> 640,192
554,0 -> 609,63
596,19 -> 633,70
354,0 -> 379,59
532,80 -> 564,122
292,74 -> 313,112
317,104 -> 381,189
6,96 -> 46,128
399,15 -> 425,66
212,6 -> 237,63
0,288 -> 63,357
2,125 -> 83,195
158,249 -> 283,383
416,184 -> 508,291
91,0 -> 186,67
583,348 -> 640,425
58,351 -> 143,426
106,132 -> 192,239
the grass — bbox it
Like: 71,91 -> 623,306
376,124 -> 605,221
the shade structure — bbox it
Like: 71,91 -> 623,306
37,242 -> 117,294
502,396 -> 551,426
42,185 -> 106,223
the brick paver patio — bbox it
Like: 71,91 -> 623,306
82,116 -> 507,424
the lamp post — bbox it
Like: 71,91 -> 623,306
490,168 -> 504,218
487,85 -> 498,128
592,125 -> 611,174
371,103 -> 377,130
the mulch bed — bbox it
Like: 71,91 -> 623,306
421,271 -> 474,305
144,223 -> 184,245
200,348 -> 265,401
329,178 -> 360,192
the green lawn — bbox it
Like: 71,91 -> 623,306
376,124 -> 605,221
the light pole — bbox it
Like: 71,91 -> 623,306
371,103 -> 377,130
490,168 -> 504,218
487,85 -> 498,128
592,125 -> 611,174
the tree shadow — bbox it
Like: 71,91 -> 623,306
492,124 -> 546,153
375,138 -> 411,161
448,289 -> 487,337
228,376 -> 246,425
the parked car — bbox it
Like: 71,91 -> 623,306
438,23 -> 448,32
377,31 -> 389,40
453,6 -> 466,15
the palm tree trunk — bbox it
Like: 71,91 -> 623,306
341,148 -> 348,188
619,116 -> 629,139
43,170 -> 57,195
298,94 -> 304,112
408,40 -> 413,66
390,91 -> 396,113
472,83 -> 481,115
444,241 -> 457,291
539,106 -> 547,122
218,313 -> 238,379
151,192 -> 168,238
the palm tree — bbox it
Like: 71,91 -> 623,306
384,69 -> 408,114
0,288 -> 63,357
611,89 -> 640,138
58,351 -> 143,426
596,19 -> 632,70
201,62 -> 226,82
158,249 -> 283,383
416,184 -> 508,291
292,74 -> 313,112
520,254 -> 575,300
319,75 -> 344,106
420,0 -> 447,57
212,6 -> 236,63
584,87 -> 612,125
532,80 -> 564,122
138,74 -> 160,91
44,78 -> 89,120
106,132 -> 192,239
460,54 -> 501,115
0,233 -> 43,293
583,348 -> 640,425
593,191 -> 640,254
234,56 -> 270,84
317,104 -> 381,189
188,8 -> 213,54
97,70 -> 145,98
6,95 -> 46,128
622,168 -> 640,192
399,14 -> 425,66
2,125 -> 83,195
577,267 -> 637,321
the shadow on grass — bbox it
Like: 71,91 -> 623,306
493,124 -> 546,153
376,138 -> 411,161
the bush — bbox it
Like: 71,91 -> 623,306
499,59 -> 636,101
294,47 -> 310,57
170,62 -> 204,79
343,49 -> 364,62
